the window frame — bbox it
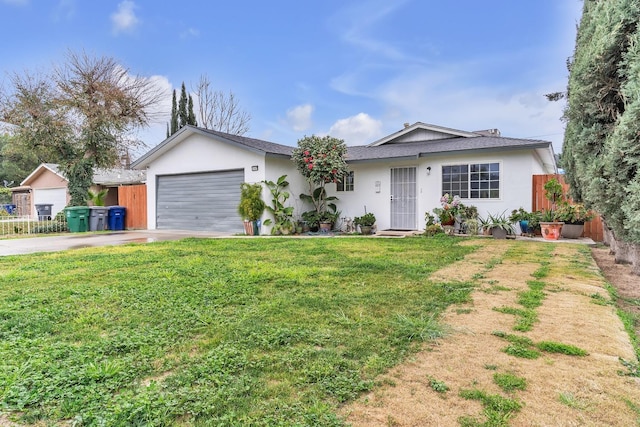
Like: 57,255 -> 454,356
441,161 -> 501,200
337,170 -> 355,192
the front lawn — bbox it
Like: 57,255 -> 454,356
0,237 -> 476,425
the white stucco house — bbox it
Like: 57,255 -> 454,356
131,122 -> 557,234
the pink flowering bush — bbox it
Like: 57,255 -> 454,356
292,136 -> 349,221
433,193 -> 464,224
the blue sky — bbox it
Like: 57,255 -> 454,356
0,0 -> 583,156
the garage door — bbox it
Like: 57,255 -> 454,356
33,188 -> 67,218
156,170 -> 245,232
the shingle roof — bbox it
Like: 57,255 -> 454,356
346,136 -> 551,161
93,168 -> 146,185
131,125 -> 554,171
22,163 -> 146,186
197,128 -> 294,156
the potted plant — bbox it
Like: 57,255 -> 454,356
318,209 -> 340,232
509,207 -> 533,235
539,178 -> 565,240
262,175 -> 294,235
433,193 -> 463,227
555,202 -> 594,239
238,182 -> 266,235
485,211 -> 515,239
354,212 -> 376,235
292,135 -> 348,233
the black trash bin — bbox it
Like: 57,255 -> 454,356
89,207 -> 109,231
35,203 -> 53,221
108,206 -> 126,231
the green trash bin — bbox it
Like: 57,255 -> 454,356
65,206 -> 90,232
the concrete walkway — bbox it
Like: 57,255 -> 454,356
0,230 -> 233,256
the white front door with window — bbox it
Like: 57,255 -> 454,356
390,167 -> 417,230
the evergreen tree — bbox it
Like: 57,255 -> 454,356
178,82 -> 188,129
170,89 -> 178,135
563,0 -> 640,243
187,94 -> 197,126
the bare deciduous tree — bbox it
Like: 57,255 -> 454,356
0,50 -> 164,205
193,74 -> 251,135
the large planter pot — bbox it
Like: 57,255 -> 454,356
441,218 -> 455,226
319,222 -> 332,232
540,222 -> 564,240
360,225 -> 373,235
491,228 -> 508,239
243,220 -> 252,235
561,223 -> 584,239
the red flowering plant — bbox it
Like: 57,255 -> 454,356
292,135 -> 349,224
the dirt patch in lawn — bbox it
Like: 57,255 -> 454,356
342,240 -> 640,426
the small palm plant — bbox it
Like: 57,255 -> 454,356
87,189 -> 108,206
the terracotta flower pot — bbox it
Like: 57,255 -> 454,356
319,222 -> 332,232
540,222 -> 564,240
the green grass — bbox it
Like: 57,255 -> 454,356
458,388 -> 522,426
493,372 -> 527,393
558,392 -> 589,410
428,376 -> 450,393
535,341 -> 588,356
492,306 -> 538,332
0,236 -> 477,425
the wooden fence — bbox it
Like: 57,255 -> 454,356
117,184 -> 147,230
532,174 -> 603,242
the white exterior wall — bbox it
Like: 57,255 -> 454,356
144,134 -> 267,229
262,157 -> 304,234
332,149 -> 541,231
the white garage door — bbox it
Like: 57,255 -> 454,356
156,170 -> 245,232
33,188 -> 67,218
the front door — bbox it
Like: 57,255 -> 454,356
390,167 -> 417,230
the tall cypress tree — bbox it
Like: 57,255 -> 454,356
563,0 -> 640,244
187,94 -> 197,126
170,89 -> 178,136
178,82 -> 188,129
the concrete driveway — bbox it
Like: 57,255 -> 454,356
0,230 -> 234,256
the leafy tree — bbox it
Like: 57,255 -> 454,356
0,50 -> 163,205
0,133 -> 44,186
292,135 -> 348,220
193,74 -> 251,135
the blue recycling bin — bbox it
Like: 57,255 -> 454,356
108,206 -> 126,231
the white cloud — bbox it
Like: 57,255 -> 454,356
331,0 -> 412,61
373,65 -> 567,152
53,0 -> 76,21
286,104 -> 313,132
327,113 -> 383,146
111,1 -> 139,35
180,27 -> 200,39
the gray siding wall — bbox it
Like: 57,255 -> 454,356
156,169 -> 244,232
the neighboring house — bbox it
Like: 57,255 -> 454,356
132,123 -> 556,234
13,163 -> 146,218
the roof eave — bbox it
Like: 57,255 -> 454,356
368,122 -> 478,147
132,126 -> 271,169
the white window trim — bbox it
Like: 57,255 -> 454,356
441,161 -> 502,200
